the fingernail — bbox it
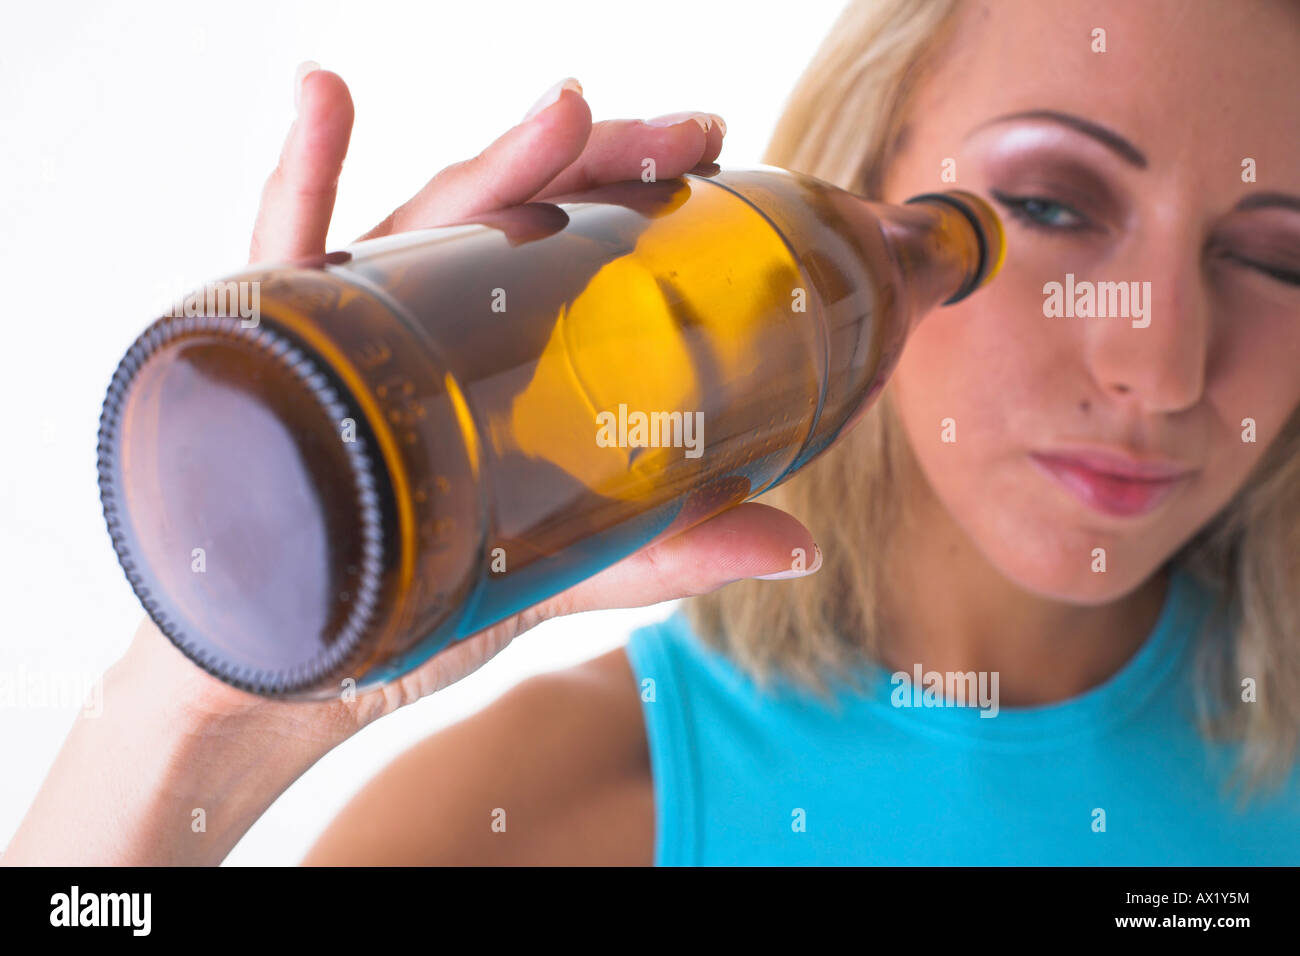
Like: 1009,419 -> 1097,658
523,77 -> 583,122
709,113 -> 727,136
754,545 -> 822,581
294,60 -> 321,113
644,111 -> 712,133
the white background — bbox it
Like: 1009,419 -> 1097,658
0,0 -> 843,863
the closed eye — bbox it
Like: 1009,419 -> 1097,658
1225,253 -> 1300,288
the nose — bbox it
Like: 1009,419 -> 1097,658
1080,231 -> 1210,414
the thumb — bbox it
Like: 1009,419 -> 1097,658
547,502 -> 821,616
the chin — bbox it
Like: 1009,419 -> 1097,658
976,511 -> 1166,606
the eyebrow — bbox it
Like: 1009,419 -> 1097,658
968,110 -> 1148,169
1235,192 -> 1300,214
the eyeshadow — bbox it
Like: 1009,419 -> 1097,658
978,144 -> 1127,228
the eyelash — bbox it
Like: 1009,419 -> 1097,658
993,192 -> 1300,289
989,190 -> 1092,234
1225,254 -> 1300,288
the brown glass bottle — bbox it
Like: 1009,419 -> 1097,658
97,164 -> 1004,698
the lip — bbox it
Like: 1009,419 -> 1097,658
1029,447 -> 1196,518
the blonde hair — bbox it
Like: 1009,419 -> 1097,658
685,0 -> 1300,799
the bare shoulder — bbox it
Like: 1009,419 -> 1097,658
303,644 -> 654,866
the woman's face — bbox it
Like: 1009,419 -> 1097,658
880,0 -> 1300,602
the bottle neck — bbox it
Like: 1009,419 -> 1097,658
866,191 -> 1003,331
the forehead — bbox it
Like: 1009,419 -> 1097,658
910,0 -> 1300,169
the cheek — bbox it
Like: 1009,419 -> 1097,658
1206,313 -> 1300,451
890,287 -> 1063,457
888,297 -> 1075,560
1194,316 -> 1300,526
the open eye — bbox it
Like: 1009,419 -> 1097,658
990,190 -> 1090,233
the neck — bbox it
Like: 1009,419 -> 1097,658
879,458 -> 1171,708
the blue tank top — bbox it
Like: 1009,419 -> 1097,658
623,567 -> 1300,865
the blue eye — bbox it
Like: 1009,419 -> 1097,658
990,190 -> 1088,232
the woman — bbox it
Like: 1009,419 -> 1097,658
6,0 -> 1300,865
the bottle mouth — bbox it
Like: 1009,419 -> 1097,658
903,190 -> 1006,305
97,314 -> 389,696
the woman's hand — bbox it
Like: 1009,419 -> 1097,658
2,66 -> 818,866
223,66 -> 819,729
251,69 -> 729,260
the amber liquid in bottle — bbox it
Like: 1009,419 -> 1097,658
98,165 -> 1003,698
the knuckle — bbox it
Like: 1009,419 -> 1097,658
639,542 -> 681,595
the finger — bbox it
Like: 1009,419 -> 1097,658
455,203 -> 570,244
532,112 -> 726,200
357,78 -> 592,240
699,114 -> 726,165
248,65 -> 354,265
543,503 -> 821,618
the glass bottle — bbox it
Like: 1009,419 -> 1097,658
97,164 -> 1004,698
